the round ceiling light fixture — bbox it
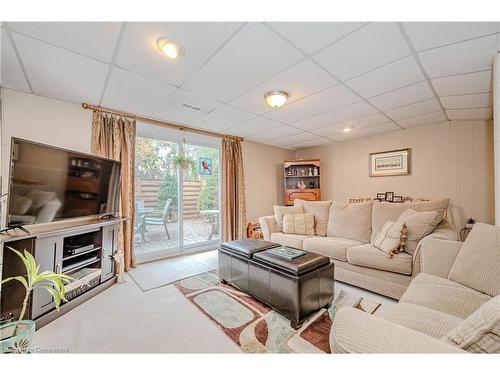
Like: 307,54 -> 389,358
156,37 -> 184,60
264,90 -> 288,108
343,127 -> 353,133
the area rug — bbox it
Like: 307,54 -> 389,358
174,271 -> 381,353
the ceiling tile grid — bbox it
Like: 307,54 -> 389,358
1,21 -> 498,148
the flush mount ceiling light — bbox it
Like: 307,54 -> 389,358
264,90 -> 288,108
156,37 -> 184,60
343,127 -> 353,133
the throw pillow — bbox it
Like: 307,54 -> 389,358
442,295 -> 500,353
293,199 -> 332,236
396,208 -> 445,255
273,205 -> 303,232
327,201 -> 373,243
448,223 -> 500,297
371,221 -> 407,258
282,213 -> 315,236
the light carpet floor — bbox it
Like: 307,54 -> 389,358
32,250 -> 395,353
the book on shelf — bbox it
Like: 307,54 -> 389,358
266,246 -> 305,260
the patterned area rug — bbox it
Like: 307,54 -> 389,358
174,271 -> 381,353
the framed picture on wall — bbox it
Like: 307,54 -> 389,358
369,148 -> 411,177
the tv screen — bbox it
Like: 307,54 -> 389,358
8,138 -> 121,226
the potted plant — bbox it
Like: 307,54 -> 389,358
173,154 -> 195,171
465,217 -> 476,229
0,247 -> 72,353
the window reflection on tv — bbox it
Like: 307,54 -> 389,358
8,138 -> 121,226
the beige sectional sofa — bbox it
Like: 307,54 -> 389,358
330,223 -> 500,353
259,199 -> 458,299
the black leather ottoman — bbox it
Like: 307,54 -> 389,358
218,238 -> 335,328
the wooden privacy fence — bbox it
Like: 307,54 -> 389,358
135,178 -> 202,219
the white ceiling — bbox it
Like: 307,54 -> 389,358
1,22 -> 499,150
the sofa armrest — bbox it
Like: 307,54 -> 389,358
419,238 -> 462,278
258,215 -> 278,241
412,219 -> 458,274
331,307 -> 465,353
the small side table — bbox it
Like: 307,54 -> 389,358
459,226 -> 472,242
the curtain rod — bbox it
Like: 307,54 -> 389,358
81,103 -> 244,142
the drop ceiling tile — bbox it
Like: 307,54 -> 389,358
397,111 -> 446,128
385,98 -> 441,120
346,56 -> 424,98
418,34 -> 498,78
8,22 -> 122,62
368,81 -> 434,110
102,67 -> 177,116
229,60 -> 336,114
1,29 -> 30,92
440,92 -> 492,109
225,116 -> 282,137
292,101 -> 378,131
402,22 -> 500,51
12,32 -> 109,103
312,113 -> 390,136
313,22 -> 410,81
268,22 -> 367,54
116,22 -> 242,86
183,23 -> 303,102
290,137 -> 333,149
192,104 -> 255,131
446,107 -> 492,120
431,70 -> 492,96
264,84 -> 361,124
267,131 -> 318,147
329,123 -> 400,142
245,125 -> 302,143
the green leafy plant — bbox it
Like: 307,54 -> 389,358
0,247 -> 72,337
198,175 -> 218,211
158,173 -> 178,210
173,155 -> 196,170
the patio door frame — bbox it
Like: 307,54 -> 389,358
135,134 -> 221,264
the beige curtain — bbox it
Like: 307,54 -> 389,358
221,138 -> 247,241
91,111 -> 137,271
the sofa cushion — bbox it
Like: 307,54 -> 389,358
380,302 -> 463,339
303,236 -> 363,262
396,208 -> 445,255
400,273 -> 491,319
327,201 -> 372,243
371,221 -> 407,257
448,223 -> 500,297
293,199 -> 332,236
442,295 -> 500,353
346,244 -> 413,275
273,205 -> 303,232
282,213 -> 315,236
371,199 -> 449,242
270,232 -> 312,250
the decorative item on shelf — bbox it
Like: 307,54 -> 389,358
348,197 -> 374,204
369,148 -> 411,177
309,182 -> 315,189
293,169 -> 298,176
0,248 -> 72,353
313,167 -> 318,176
385,192 -> 394,202
308,168 -> 312,176
287,168 -> 293,176
298,181 -> 307,190
376,193 -> 386,201
247,223 -> 263,239
392,195 -> 403,203
300,169 -> 305,176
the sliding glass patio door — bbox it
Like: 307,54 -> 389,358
134,133 -> 220,263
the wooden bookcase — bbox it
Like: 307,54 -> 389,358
284,159 -> 321,205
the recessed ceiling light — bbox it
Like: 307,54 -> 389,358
264,90 -> 288,108
156,37 -> 184,60
343,127 -> 353,133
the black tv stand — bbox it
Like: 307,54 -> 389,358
0,224 -> 31,235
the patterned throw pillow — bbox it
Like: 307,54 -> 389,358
282,213 -> 315,236
442,295 -> 500,353
371,221 -> 407,258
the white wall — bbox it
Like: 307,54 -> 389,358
0,89 -> 92,225
296,120 -> 494,229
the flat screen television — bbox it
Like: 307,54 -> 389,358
7,138 -> 121,226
